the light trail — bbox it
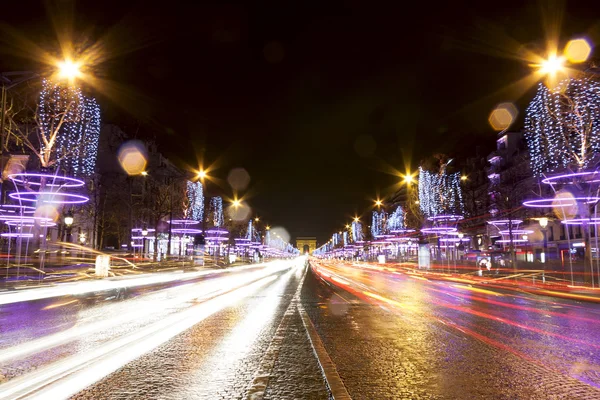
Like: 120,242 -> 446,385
0,261 -> 281,306
0,260 -> 299,400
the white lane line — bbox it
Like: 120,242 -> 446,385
245,265 -> 307,400
298,303 -> 352,400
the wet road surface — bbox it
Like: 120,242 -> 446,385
2,257 -> 600,399
307,260 -> 600,399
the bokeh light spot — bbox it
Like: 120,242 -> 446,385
118,140 -> 148,176
488,102 -> 518,131
564,38 -> 592,63
227,201 -> 251,221
552,191 -> 578,220
34,204 -> 59,222
227,168 -> 251,191
270,226 -> 290,243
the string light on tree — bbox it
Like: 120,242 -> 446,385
418,167 -> 464,217
207,196 -> 224,227
386,206 -> 405,232
185,180 -> 204,221
525,78 -> 600,176
352,220 -> 364,242
39,79 -> 101,175
371,210 -> 386,238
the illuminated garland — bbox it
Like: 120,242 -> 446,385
386,206 -> 405,232
185,180 -> 204,221
418,167 -> 464,217
525,78 -> 600,176
39,79 -> 101,176
371,210 -> 386,237
207,196 -> 224,227
246,219 -> 253,240
352,220 -> 364,242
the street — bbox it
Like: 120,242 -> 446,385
1,259 -> 600,399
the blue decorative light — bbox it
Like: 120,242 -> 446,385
525,78 -> 600,176
386,206 -> 405,232
39,79 -> 101,175
208,197 -> 224,227
185,180 -> 204,221
418,167 -> 464,217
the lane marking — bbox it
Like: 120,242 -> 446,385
245,266 -> 308,400
298,302 -> 352,400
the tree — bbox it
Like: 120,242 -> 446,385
525,78 -> 600,282
3,79 -> 100,173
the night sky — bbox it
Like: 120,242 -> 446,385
1,1 -> 599,244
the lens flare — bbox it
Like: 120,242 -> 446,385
118,140 -> 148,176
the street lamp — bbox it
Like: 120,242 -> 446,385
197,170 -> 207,180
375,199 -> 383,207
539,217 -> 549,263
63,211 -> 74,246
57,59 -> 82,81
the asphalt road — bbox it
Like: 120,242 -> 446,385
307,260 -> 600,399
2,258 -> 600,399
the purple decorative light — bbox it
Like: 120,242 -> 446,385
131,228 -> 156,232
205,236 -> 229,241
0,215 -> 53,222
421,227 -> 458,234
561,218 -> 600,225
1,233 -> 34,238
170,219 -> 200,225
427,214 -> 463,221
390,229 -> 416,234
522,197 -> 600,208
172,228 -> 203,234
541,171 -> 600,185
205,228 -> 229,235
496,239 -> 528,243
0,205 -> 36,214
5,220 -> 56,227
498,229 -> 533,235
9,192 -> 89,204
487,219 -> 523,225
9,173 -> 85,188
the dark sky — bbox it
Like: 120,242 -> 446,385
2,1 -> 599,244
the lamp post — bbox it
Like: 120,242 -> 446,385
141,226 -> 148,258
539,217 -> 548,263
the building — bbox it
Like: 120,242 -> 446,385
296,237 -> 317,254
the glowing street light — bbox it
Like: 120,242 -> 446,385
461,175 -> 468,181
539,54 -> 565,75
141,171 -> 148,176
64,212 -> 74,227
197,170 -> 207,180
255,217 -> 260,222
403,174 -> 414,184
232,199 -> 241,208
375,199 -> 383,207
56,59 -> 82,81
353,217 -> 360,223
